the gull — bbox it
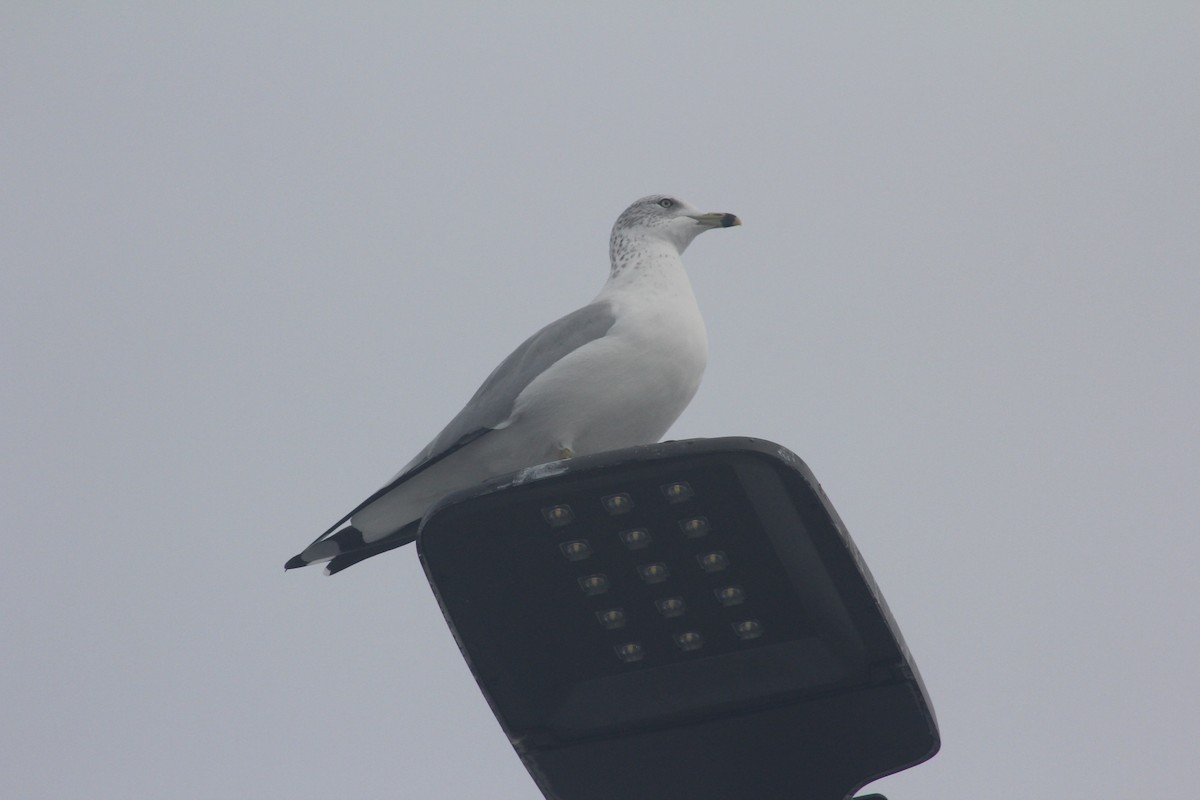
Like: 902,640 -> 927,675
286,195 -> 740,574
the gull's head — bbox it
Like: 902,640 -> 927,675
612,195 -> 741,256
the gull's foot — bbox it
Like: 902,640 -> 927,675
557,447 -> 575,460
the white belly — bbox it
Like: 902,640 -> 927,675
509,300 -> 708,455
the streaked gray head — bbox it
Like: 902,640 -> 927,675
610,195 -> 741,269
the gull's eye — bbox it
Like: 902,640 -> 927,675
658,198 -> 675,208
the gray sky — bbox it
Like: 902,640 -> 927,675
3,4 -> 1197,798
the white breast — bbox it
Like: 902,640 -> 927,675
509,241 -> 708,455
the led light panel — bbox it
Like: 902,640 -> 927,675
419,437 -> 939,800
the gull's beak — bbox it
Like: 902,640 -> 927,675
689,211 -> 742,229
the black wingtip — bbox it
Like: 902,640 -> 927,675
323,521 -> 421,575
284,554 -> 307,570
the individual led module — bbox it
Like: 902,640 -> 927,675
696,551 -> 729,573
619,528 -> 652,550
715,585 -> 746,606
614,642 -> 644,663
577,574 -> 609,595
595,608 -> 627,629
636,563 -> 670,584
559,540 -> 592,561
541,504 -> 574,526
673,631 -> 704,651
679,516 -> 710,538
656,596 -> 687,618
661,481 -> 695,503
733,619 -> 764,640
601,493 -> 634,515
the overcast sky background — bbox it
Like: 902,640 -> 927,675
3,4 -> 1197,798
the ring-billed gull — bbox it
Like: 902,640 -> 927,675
286,195 -> 740,574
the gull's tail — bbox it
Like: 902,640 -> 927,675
284,521 -> 420,575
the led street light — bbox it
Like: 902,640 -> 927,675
419,437 -> 939,800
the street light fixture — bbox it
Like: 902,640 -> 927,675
418,437 -> 939,800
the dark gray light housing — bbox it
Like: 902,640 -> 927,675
418,437 -> 939,800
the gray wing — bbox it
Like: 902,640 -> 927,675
290,300 -> 618,564
396,299 -> 618,477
